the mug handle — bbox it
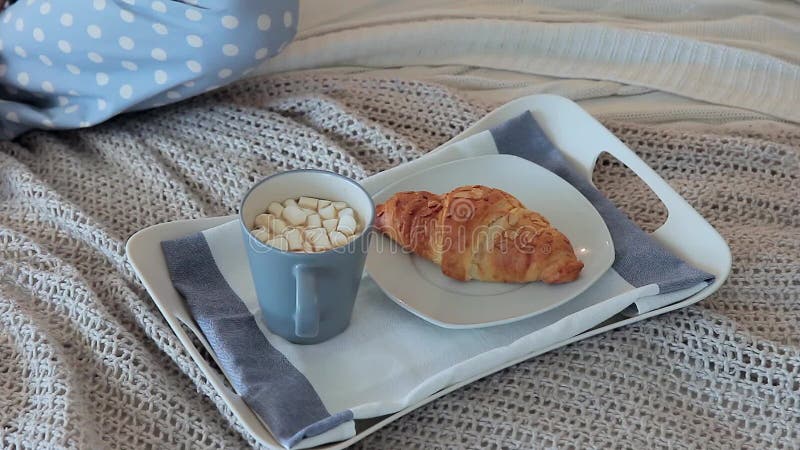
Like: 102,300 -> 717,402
293,265 -> 319,338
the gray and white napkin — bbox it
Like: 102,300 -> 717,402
162,112 -> 713,449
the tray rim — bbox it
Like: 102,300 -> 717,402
126,94 -> 731,449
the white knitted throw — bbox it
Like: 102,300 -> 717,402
262,0 -> 800,124
1,74 -> 799,449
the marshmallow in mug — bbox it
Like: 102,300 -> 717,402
250,196 -> 361,252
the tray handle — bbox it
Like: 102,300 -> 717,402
529,98 -> 728,273
436,94 -> 728,275
564,140 -> 684,223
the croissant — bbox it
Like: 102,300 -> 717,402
374,185 -> 584,284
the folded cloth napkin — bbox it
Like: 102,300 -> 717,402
161,112 -> 713,449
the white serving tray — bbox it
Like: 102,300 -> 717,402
126,95 -> 731,449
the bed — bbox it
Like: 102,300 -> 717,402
1,1 -> 798,448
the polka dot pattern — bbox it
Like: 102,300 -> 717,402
118,36 -> 134,50
57,40 -> 71,53
186,60 -> 202,73
87,24 -> 102,38
120,9 -> 134,23
184,9 -> 201,21
121,60 -> 138,71
154,70 -> 167,84
257,14 -> 271,31
221,15 -> 238,29
119,84 -> 133,99
150,48 -> 166,61
152,23 -> 167,35
222,44 -> 239,56
186,34 -> 203,48
0,0 -> 298,138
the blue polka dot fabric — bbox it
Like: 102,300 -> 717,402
0,0 -> 298,140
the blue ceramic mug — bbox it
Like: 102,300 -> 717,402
239,170 -> 374,344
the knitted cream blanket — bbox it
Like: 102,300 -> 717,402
0,74 -> 798,449
262,0 -> 800,124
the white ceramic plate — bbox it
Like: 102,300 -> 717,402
366,154 -> 614,328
